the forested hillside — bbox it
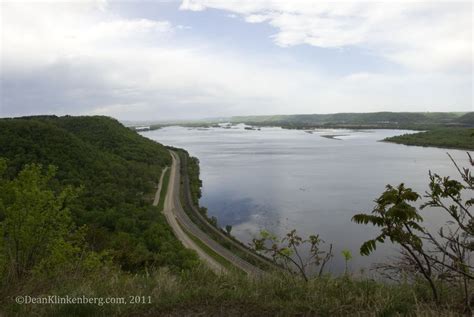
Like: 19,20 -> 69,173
384,127 -> 474,150
1,115 -> 470,316
0,116 -> 197,272
231,112 -> 472,129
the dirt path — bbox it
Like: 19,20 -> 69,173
153,166 -> 169,206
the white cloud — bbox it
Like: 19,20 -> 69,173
245,14 -> 270,23
179,0 -> 206,11
0,0 -> 472,120
1,1 -> 173,70
93,19 -> 172,39
179,0 -> 473,72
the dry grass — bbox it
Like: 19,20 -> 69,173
1,263 -> 467,317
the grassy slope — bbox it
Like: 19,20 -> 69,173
177,221 -> 239,272
384,128 -> 474,151
5,266 -> 463,316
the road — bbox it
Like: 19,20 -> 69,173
180,153 -> 281,272
152,166 -> 168,206
154,153 -> 224,273
158,150 -> 264,276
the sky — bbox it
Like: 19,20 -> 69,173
1,0 -> 473,121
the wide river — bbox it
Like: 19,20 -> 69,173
142,126 -> 468,274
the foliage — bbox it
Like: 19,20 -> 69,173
0,116 -> 197,272
0,161 -> 105,284
352,184 -> 424,256
176,148 -> 276,271
232,112 -> 472,130
0,115 -> 472,316
384,128 -> 474,150
341,249 -> 352,275
2,264 -> 466,317
252,229 -> 333,281
186,155 -> 203,206
353,153 -> 474,311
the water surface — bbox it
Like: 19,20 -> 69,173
142,126 -> 468,274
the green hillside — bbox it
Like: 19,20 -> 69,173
0,115 -> 470,316
231,112 -> 471,129
384,127 -> 474,150
0,116 -> 197,272
456,112 -> 474,125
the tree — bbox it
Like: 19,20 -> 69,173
419,153 -> 473,311
352,152 -> 473,310
341,249 -> 352,275
209,216 -> 218,227
0,161 -> 79,281
252,229 -> 333,281
351,183 -> 439,301
0,116 -> 196,272
225,225 -> 232,235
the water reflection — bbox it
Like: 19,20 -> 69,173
142,126 -> 467,274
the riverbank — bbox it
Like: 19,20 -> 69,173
174,148 -> 280,272
1,116 -> 470,316
384,128 -> 474,151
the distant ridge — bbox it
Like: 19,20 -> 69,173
125,112 -> 472,130
230,112 -> 472,129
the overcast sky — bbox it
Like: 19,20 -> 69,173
1,0 -> 472,121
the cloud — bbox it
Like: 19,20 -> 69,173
179,0 -> 472,72
179,0 -> 206,11
1,0 -> 471,120
2,1 -> 173,70
245,14 -> 270,23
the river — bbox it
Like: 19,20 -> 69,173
142,125 -> 468,274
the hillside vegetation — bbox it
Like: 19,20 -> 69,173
231,112 -> 472,129
129,112 -> 474,150
0,116 -> 198,272
384,128 -> 474,150
0,115 -> 471,316
230,112 -> 474,150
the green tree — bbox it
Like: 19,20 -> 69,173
209,216 -> 218,227
352,153 -> 474,310
252,229 -> 333,281
0,160 -> 79,281
352,183 -> 439,302
341,249 -> 352,275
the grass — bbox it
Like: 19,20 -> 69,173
176,150 -> 278,272
177,220 -> 243,273
156,167 -> 170,211
1,265 -> 466,316
156,161 -> 242,273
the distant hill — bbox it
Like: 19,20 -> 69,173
231,112 -> 472,129
0,115 -> 197,271
456,112 -> 474,125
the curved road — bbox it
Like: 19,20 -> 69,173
154,155 -> 224,273
180,153 -> 281,271
159,150 -> 264,276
